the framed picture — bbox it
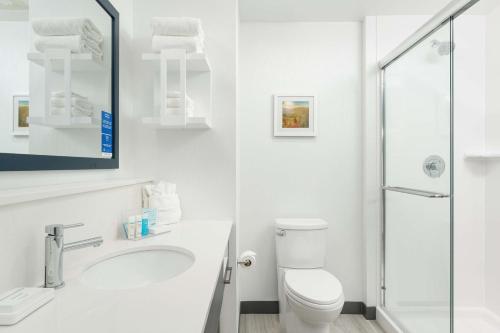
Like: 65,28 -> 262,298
12,95 -> 30,136
274,94 -> 317,137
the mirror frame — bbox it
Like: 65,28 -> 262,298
0,0 -> 119,171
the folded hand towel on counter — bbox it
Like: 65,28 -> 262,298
143,182 -> 182,225
32,18 -> 103,43
151,17 -> 204,37
152,35 -> 203,54
34,35 -> 103,61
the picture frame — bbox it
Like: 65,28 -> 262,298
274,94 -> 317,137
12,95 -> 30,136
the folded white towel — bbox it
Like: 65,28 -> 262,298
50,106 -> 94,117
167,96 -> 194,108
152,35 -> 203,54
51,91 -> 88,99
151,17 -> 204,37
32,18 -> 103,43
167,91 -> 182,98
51,97 -> 94,111
34,35 -> 103,62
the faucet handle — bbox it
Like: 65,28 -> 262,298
45,223 -> 84,236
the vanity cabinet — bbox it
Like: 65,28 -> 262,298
204,260 -> 230,333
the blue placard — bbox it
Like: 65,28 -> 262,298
101,111 -> 113,158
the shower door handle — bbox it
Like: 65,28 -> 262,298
382,186 -> 449,198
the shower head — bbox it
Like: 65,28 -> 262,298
431,39 -> 455,56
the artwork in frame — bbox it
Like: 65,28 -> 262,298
274,95 -> 317,137
12,95 -> 30,136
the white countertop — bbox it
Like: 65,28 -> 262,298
0,220 -> 233,333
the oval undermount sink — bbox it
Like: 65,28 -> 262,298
80,246 -> 195,290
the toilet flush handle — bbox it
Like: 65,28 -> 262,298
276,229 -> 286,237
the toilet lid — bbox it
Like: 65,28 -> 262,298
285,270 -> 343,306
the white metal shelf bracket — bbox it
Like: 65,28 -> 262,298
43,49 -> 72,125
159,49 -> 187,126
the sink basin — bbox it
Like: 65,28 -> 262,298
80,246 -> 195,290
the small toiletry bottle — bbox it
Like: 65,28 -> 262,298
141,213 -> 149,237
127,216 -> 135,240
135,215 -> 142,240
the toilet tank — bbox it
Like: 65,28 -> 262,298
275,218 -> 328,269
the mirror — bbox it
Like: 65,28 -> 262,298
0,0 -> 118,171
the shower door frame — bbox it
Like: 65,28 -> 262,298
378,0 -> 481,331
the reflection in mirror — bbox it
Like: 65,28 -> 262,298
0,0 -> 113,159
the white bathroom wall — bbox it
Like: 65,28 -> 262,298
453,14 -> 487,309
239,22 -> 363,301
485,3 -> 500,317
0,18 -> 30,154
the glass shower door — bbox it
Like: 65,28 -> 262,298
382,20 -> 452,333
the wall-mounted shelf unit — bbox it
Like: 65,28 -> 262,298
465,152 -> 500,160
28,52 -> 103,72
29,116 -> 100,129
141,49 -> 212,129
27,49 -> 102,130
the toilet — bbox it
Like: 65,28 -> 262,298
275,218 -> 344,333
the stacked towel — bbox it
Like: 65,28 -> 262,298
49,91 -> 95,117
165,92 -> 195,116
151,17 -> 204,54
32,18 -> 104,62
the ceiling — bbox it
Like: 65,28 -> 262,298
239,0 -> 470,21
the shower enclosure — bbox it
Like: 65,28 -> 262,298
379,0 -> 487,332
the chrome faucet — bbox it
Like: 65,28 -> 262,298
44,223 -> 103,289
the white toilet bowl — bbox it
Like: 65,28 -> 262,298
283,269 -> 344,333
275,218 -> 345,333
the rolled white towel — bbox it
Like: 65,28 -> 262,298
167,96 -> 194,108
32,18 -> 103,43
34,35 -> 103,62
151,17 -> 204,37
152,35 -> 203,54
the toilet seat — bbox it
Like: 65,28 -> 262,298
284,269 -> 343,309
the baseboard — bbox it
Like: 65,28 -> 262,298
342,302 -> 376,320
240,301 -> 376,320
240,301 -> 279,314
